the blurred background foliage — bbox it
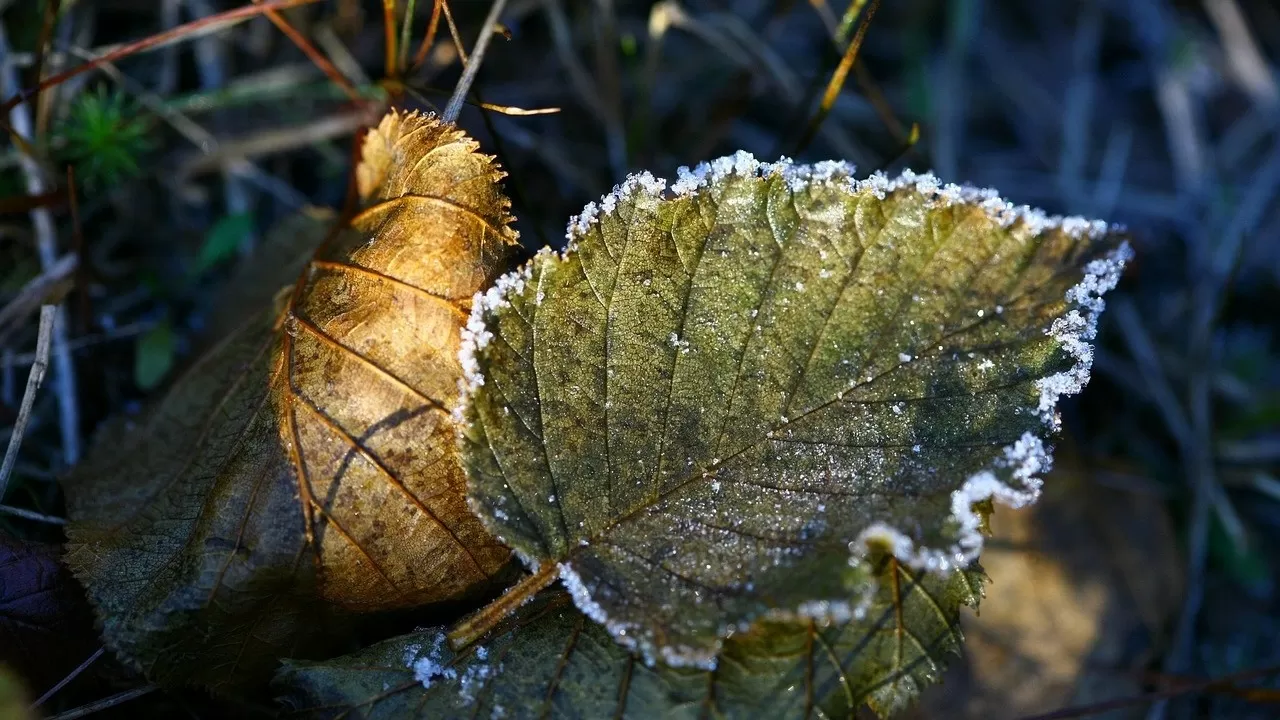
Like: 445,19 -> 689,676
0,0 -> 1277,718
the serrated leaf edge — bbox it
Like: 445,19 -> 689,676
454,153 -> 1131,667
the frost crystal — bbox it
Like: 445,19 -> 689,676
559,562 -> 720,670
405,634 -> 456,690
1034,245 -> 1133,428
456,256 -> 538,425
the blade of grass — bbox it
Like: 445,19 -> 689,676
441,0 -> 469,63
443,0 -> 510,122
397,0 -> 419,74
31,0 -> 61,138
44,685 -> 158,720
250,0 -> 361,102
0,306 -> 55,499
384,0 -> 399,79
31,648 -> 103,708
793,0 -> 879,155
410,0 -> 444,71
0,505 -> 67,524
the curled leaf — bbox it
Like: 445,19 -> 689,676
277,559 -> 983,719
457,155 -> 1130,668
63,111 -> 519,688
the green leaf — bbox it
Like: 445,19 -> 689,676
457,155 -> 1130,668
278,559 -> 984,719
133,317 -> 175,390
196,212 -> 254,275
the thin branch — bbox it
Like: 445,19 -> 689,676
0,504 -> 66,524
249,0 -> 361,101
44,685 -> 158,720
31,648 -> 104,707
0,306 -> 56,499
1022,664 -> 1280,720
793,0 -> 879,155
410,0 -> 445,71
443,0 -> 510,122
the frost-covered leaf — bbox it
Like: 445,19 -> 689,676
63,111 -> 519,689
277,558 -> 983,719
458,155 -> 1130,668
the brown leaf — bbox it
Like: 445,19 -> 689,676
63,111 -> 519,689
911,445 -> 1183,718
0,532 -> 98,695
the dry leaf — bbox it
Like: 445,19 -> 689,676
63,111 -> 519,688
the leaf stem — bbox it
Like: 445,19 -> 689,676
448,562 -> 559,650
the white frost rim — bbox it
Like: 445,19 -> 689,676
455,152 -> 1133,669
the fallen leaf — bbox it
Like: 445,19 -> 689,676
912,445 -> 1183,719
0,532 -> 98,696
276,558 -> 983,719
63,111 -> 519,689
457,156 -> 1130,669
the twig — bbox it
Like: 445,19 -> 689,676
443,0 -> 511,122
1021,663 -> 1280,720
249,0 -> 361,101
0,505 -> 66,524
1,25 -> 79,466
397,0 -> 419,74
1204,0 -> 1277,106
793,0 -> 879,155
0,306 -> 55,500
31,648 -> 103,707
0,0 -> 324,117
441,0 -> 469,64
0,253 -> 77,345
410,0 -> 445,71
30,0 -> 60,137
383,0 -> 398,78
5,321 -> 156,366
178,108 -> 380,177
44,685 -> 158,720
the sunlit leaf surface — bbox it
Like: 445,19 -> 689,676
458,154 -> 1130,668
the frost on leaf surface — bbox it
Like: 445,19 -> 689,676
61,111 -> 517,689
277,559 -> 983,719
457,153 -> 1130,669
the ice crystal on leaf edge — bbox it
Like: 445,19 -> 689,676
455,151 -> 1132,668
